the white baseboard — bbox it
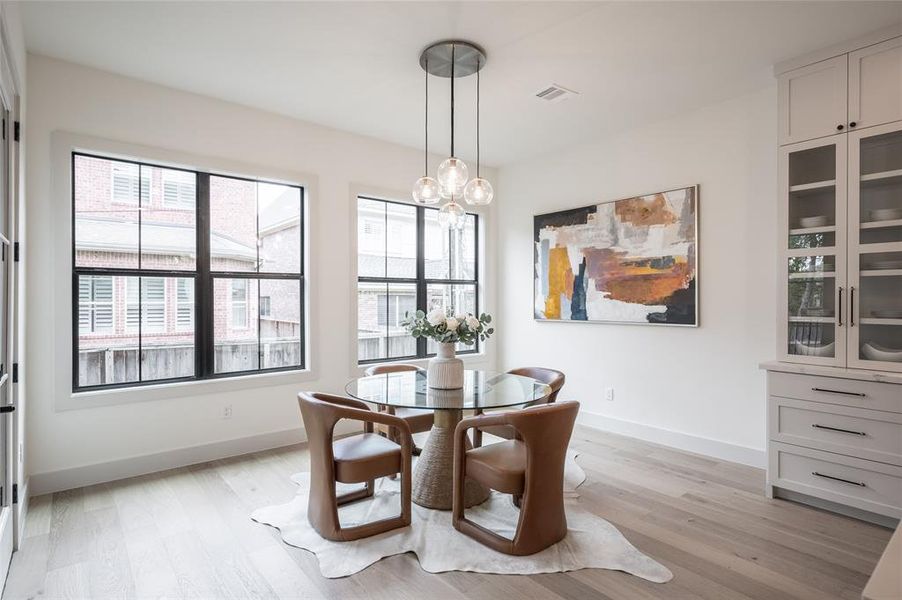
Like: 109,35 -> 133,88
577,411 -> 766,469
29,427 -> 312,496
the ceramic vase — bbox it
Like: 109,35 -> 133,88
427,342 -> 464,389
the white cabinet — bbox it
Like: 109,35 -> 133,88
778,35 -> 902,146
779,55 -> 848,145
779,135 -> 848,366
780,121 -> 902,373
850,37 -> 902,131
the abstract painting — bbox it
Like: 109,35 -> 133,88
534,186 -> 698,326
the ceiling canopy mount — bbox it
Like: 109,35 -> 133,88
419,40 -> 486,78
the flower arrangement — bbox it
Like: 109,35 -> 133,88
401,308 -> 494,346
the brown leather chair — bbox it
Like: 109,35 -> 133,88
297,391 -> 412,541
364,364 -> 434,454
473,367 -> 565,448
452,401 -> 579,556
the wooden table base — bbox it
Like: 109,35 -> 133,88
412,408 -> 491,510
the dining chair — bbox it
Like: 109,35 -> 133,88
451,401 -> 579,556
297,391 -> 412,541
472,367 -> 565,448
364,364 -> 434,455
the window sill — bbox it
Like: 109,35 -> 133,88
60,367 -> 318,412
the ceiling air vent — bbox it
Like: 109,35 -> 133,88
535,84 -> 579,104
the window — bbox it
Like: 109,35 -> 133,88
162,169 -> 196,208
126,277 -> 165,333
176,278 -> 194,331
73,152 -> 305,391
231,279 -> 248,328
356,197 -> 479,363
78,276 -> 114,334
111,162 -> 149,204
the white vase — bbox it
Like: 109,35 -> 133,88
427,342 -> 464,390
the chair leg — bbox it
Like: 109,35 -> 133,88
336,479 -> 374,506
472,427 -> 483,448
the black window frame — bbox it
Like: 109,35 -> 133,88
71,151 -> 306,392
357,195 -> 480,365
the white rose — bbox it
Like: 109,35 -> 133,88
445,317 -> 460,332
455,313 -> 467,322
466,315 -> 481,331
427,309 -> 446,326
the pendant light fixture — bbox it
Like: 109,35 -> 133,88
463,58 -> 493,206
412,57 -> 440,205
413,40 -> 492,228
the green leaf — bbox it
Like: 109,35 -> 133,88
487,328 -> 494,334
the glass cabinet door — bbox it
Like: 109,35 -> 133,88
780,137 -> 847,365
848,122 -> 902,372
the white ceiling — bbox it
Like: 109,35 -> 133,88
21,1 -> 902,166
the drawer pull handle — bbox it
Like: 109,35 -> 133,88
811,423 -> 866,436
811,387 -> 866,397
811,471 -> 867,487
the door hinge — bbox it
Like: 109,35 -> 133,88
13,241 -> 18,262
12,363 -> 18,383
12,484 -> 17,504
14,121 -> 20,142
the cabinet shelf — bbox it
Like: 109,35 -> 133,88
789,180 -> 836,194
788,316 -> 835,323
860,219 -> 902,230
861,269 -> 902,277
788,271 -> 836,279
858,318 -> 902,326
789,225 -> 835,235
860,168 -> 902,184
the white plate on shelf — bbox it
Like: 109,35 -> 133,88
872,310 -> 902,319
862,342 -> 902,363
869,208 -> 902,222
867,260 -> 902,270
798,216 -> 830,228
792,341 -> 835,357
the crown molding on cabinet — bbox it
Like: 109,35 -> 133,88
774,23 -> 902,75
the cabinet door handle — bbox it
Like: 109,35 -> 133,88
849,122 -> 857,128
837,286 -> 843,327
812,471 -> 866,487
811,423 -> 866,436
836,124 -> 844,131
850,286 -> 856,327
811,387 -> 866,397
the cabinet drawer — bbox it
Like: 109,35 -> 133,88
770,442 -> 902,518
768,372 -> 902,413
769,397 -> 902,465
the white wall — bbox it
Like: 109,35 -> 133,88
496,86 -> 777,466
25,55 -> 497,493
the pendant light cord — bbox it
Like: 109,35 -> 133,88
424,58 -> 428,175
450,43 -> 455,158
476,59 -> 480,178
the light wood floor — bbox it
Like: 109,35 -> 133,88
2,426 -> 894,600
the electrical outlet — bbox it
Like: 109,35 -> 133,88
222,405 -> 233,419
604,387 -> 614,401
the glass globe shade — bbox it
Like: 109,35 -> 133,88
437,157 -> 469,199
437,201 -> 466,230
463,177 -> 494,205
412,176 -> 441,205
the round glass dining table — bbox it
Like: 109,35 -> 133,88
345,370 -> 551,510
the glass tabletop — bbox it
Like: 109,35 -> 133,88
345,370 -> 552,411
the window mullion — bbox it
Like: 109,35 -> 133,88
196,173 -> 212,378
415,206 -> 426,359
